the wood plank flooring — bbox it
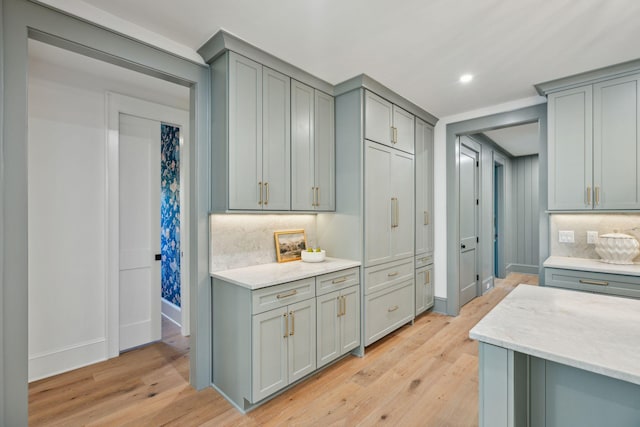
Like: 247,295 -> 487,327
29,273 -> 538,426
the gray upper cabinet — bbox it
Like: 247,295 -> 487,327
548,85 -> 593,210
364,141 -> 415,267
291,80 -> 335,211
415,118 -> 434,257
593,74 -> 640,209
364,90 -> 415,154
548,73 -> 640,210
216,52 -> 290,211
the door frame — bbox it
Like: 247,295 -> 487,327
445,104 -> 548,316
458,137 -> 481,306
2,1 -> 211,423
107,93 -> 190,357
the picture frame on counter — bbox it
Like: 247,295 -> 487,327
274,229 -> 307,263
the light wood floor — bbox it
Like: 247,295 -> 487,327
29,273 -> 538,426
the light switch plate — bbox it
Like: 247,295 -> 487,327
559,230 -> 575,243
587,231 -> 598,244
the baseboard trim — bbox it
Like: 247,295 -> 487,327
28,338 -> 107,382
505,263 -> 539,275
161,298 -> 181,327
433,297 -> 447,314
482,276 -> 494,295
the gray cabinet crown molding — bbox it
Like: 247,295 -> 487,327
198,29 -> 334,95
334,74 -> 439,127
535,57 -> 640,96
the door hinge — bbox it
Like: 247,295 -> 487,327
476,161 -> 479,167
476,237 -> 479,243
476,199 -> 479,205
476,274 -> 480,281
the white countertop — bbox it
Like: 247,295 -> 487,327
210,257 -> 361,290
544,255 -> 640,276
470,285 -> 640,386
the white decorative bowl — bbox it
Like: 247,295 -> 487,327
595,232 -> 640,265
301,249 -> 326,263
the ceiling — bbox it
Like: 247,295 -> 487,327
39,0 -> 640,119
482,123 -> 539,157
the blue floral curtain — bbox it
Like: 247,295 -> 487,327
161,124 -> 181,307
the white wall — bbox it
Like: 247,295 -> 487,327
27,40 -> 188,381
432,95 -> 546,299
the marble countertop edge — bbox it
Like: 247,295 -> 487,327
543,255 -> 640,276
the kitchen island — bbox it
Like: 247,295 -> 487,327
470,285 -> 640,427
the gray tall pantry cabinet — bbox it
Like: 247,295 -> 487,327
318,76 -> 438,348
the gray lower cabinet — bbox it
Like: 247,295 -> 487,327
252,298 -> 316,402
547,73 -> 640,210
415,118 -> 434,258
545,267 -> 640,299
363,259 -> 415,346
415,264 -> 434,316
212,267 -> 360,411
316,285 -> 360,368
291,80 -> 335,211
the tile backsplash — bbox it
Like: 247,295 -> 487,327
209,214 -> 317,272
550,214 -> 640,260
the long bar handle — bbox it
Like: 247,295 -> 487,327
337,296 -> 342,317
276,289 -> 298,299
283,312 -> 288,338
579,279 -> 608,286
264,182 -> 269,205
426,270 -> 430,285
316,187 -> 320,207
595,186 -> 600,206
258,181 -> 263,205
586,186 -> 591,206
395,198 -> 399,227
424,211 -> 429,225
393,127 -> 398,144
289,311 -> 295,336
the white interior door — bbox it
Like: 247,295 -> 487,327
118,113 -> 161,351
459,142 -> 480,308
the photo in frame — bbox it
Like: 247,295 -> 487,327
274,229 -> 307,263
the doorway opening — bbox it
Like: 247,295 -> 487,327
494,161 -> 504,278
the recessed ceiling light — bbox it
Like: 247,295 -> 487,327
460,74 -> 473,83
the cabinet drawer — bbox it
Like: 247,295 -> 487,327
415,254 -> 433,269
364,258 -> 414,295
316,267 -> 360,296
364,280 -> 414,346
252,278 -> 316,314
545,268 -> 640,299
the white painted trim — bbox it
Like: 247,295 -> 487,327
28,338 -> 107,382
106,92 -> 190,357
161,298 -> 182,328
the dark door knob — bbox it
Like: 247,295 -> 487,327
461,244 -> 466,249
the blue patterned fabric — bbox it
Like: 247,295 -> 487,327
161,124 -> 181,307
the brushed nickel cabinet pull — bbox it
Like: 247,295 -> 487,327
283,312 -> 288,338
424,211 -> 429,225
395,198 -> 400,227
388,305 -> 399,312
595,186 -> 600,206
258,181 -> 263,205
332,277 -> 347,284
337,296 -> 342,317
264,182 -> 269,205
289,311 -> 295,336
579,279 -> 608,286
393,127 -> 398,144
586,186 -> 591,206
276,289 -> 298,299
316,187 -> 320,206
387,271 -> 399,277
426,270 -> 430,284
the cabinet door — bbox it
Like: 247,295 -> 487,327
316,291 -> 340,368
287,299 -> 316,383
262,67 -> 291,210
425,265 -> 434,310
594,74 -> 640,209
548,86 -> 593,210
364,141 -> 393,266
391,150 -> 415,261
364,90 -> 393,146
291,80 -> 315,211
314,90 -> 335,211
416,266 -> 434,315
252,307 -> 288,402
392,105 -> 415,154
340,286 -> 360,354
415,119 -> 434,256
228,52 -> 263,210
